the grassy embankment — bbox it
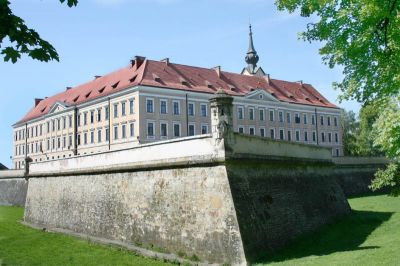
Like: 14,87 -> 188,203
0,194 -> 399,265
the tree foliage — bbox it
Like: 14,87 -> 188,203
275,0 -> 400,103
275,0 -> 400,195
0,0 -> 77,63
340,109 -> 358,156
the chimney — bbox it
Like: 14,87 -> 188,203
161,58 -> 170,65
131,55 -> 146,68
213,66 -> 221,78
297,80 -> 304,86
265,74 -> 270,85
66,86 -> 72,91
34,98 -> 43,107
94,75 -> 102,79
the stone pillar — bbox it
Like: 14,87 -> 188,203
209,89 -> 234,144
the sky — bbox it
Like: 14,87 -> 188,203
0,0 -> 360,168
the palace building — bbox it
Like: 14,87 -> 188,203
12,26 -> 342,169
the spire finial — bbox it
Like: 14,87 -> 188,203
245,24 -> 259,74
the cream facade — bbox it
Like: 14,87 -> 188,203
13,84 -> 342,169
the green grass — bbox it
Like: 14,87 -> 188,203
0,207 -> 174,266
0,194 -> 399,265
256,194 -> 400,266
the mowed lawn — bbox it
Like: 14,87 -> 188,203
0,194 -> 399,265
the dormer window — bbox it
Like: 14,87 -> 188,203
129,75 -> 137,83
153,73 -> 161,82
98,86 -> 105,93
85,91 -> 92,98
73,96 -> 79,103
179,77 -> 189,86
111,81 -> 120,89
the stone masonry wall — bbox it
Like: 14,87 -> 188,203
0,178 -> 28,206
24,165 -> 246,265
226,159 -> 351,262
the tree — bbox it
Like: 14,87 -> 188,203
340,109 -> 358,156
0,0 -> 77,63
275,0 -> 400,103
275,0 -> 400,195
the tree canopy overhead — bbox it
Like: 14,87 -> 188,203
275,0 -> 400,103
0,0 -> 78,63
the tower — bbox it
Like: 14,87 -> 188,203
241,25 -> 265,76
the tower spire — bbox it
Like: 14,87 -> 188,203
245,24 -> 259,74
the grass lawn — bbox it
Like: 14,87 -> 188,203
257,194 -> 400,266
0,207 -> 174,266
0,194 -> 399,265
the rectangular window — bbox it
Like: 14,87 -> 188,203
122,124 -> 126,138
270,128 -> 275,139
188,102 -> 195,116
249,108 -> 254,120
57,119 -> 61,130
129,99 -> 135,114
200,104 -> 207,117
160,100 -> 167,114
90,131 -> 94,143
173,101 -> 180,115
238,106 -> 244,119
160,122 -> 167,137
121,102 -> 126,116
260,128 -> 265,137
97,109 -> 102,122
295,113 -> 300,124
259,109 -> 264,121
90,111 -> 94,124
335,133 -> 338,143
105,106 -> 109,120
336,149 -> 340,157
287,112 -> 291,123
47,139 -> 50,150
147,122 -> 154,137
201,124 -> 208,134
320,116 -> 324,125
173,123 -> 180,137
238,127 -> 244,134
130,123 -> 135,137
63,136 -> 66,148
279,129 -> 284,140
114,103 -> 118,118
77,114 -> 81,126
279,111 -> 284,122
312,131 -> 316,142
334,117 -> 338,127
114,126 -> 118,140
47,122 -> 50,133
303,114 -> 307,124
188,124 -> 195,136
287,130 -> 292,141
77,135 -> 80,146
83,113 -> 87,125
84,133 -> 87,145
98,130 -> 102,143
321,132 -> 325,142
269,110 -> 274,121
328,132 -> 332,143
295,130 -> 300,141
69,115 -> 72,127
68,135 -> 72,147
146,99 -> 154,113
39,124 -> 43,135
57,137 -> 61,148
249,127 -> 255,135
312,114 -> 315,125
327,116 -> 331,126
105,128 -> 109,142
304,131 -> 308,142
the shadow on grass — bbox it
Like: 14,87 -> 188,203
253,209 -> 393,264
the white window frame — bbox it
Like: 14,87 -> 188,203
173,122 -> 181,137
249,126 -> 255,136
160,99 -> 168,114
147,121 -> 155,139
201,124 -> 209,134
188,102 -> 195,116
173,100 -> 180,115
237,106 -> 244,120
259,108 -> 265,121
279,128 -> 285,140
260,127 -> 266,137
160,121 -> 168,139
146,98 -> 154,113
188,123 -> 196,136
200,103 -> 208,117
249,107 -> 255,120
295,130 -> 300,142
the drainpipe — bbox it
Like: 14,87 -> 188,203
315,108 -> 319,145
24,123 -> 28,159
108,97 -> 111,150
73,106 -> 78,155
185,93 -> 189,136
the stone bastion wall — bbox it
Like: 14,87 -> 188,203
0,170 -> 27,206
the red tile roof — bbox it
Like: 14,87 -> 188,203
17,58 -> 338,124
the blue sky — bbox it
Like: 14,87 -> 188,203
0,0 -> 360,168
